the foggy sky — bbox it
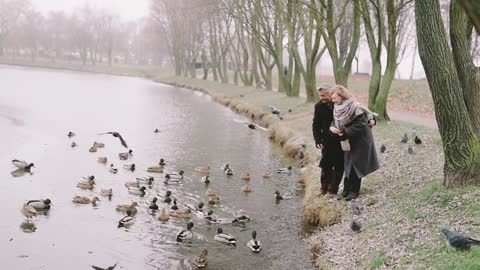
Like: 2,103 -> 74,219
32,0 -> 150,20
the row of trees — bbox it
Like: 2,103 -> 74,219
0,0 -> 168,66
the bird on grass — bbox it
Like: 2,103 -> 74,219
414,136 -> 422,145
351,220 -> 362,232
380,144 -> 386,153
99,132 -> 128,148
176,222 -> 194,242
401,133 -> 408,144
247,230 -> 262,253
191,249 -> 208,268
269,105 -> 280,115
442,228 -> 480,250
408,145 -> 414,155
351,203 -> 361,215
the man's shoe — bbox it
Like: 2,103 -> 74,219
345,192 -> 359,201
341,190 -> 350,198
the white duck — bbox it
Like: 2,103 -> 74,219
247,230 -> 263,253
214,228 -> 237,246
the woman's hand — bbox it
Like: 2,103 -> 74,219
368,119 -> 376,128
330,126 -> 341,134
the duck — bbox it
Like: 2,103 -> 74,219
277,166 -> 292,174
116,202 -> 138,215
247,230 -> 262,253
72,196 -> 100,206
119,150 -> 133,160
205,189 -> 217,197
158,208 -> 170,222
136,176 -> 155,185
118,209 -> 135,228
81,175 -> 95,182
171,198 -> 179,210
221,164 -> 230,171
109,164 -> 118,174
240,173 -> 251,180
274,191 -> 293,200
162,191 -> 172,203
67,131 -> 75,138
21,205 -> 37,220
204,210 -> 231,225
100,188 -> 113,197
169,208 -> 192,219
262,172 -> 273,179
202,175 -> 210,184
213,228 -> 237,246
89,146 -> 97,153
71,142 -> 77,148
242,185 -> 253,193
191,249 -> 208,269
166,170 -> 184,179
12,159 -> 34,171
147,164 -> 164,173
224,168 -> 234,176
128,186 -> 146,196
25,199 -> 52,210
176,222 -> 194,242
194,166 -> 210,174
164,174 -> 181,185
123,163 -> 136,172
97,157 -> 108,164
233,209 -> 252,224
125,180 -> 140,188
185,202 -> 205,213
149,197 -> 159,210
154,128 -> 160,133
77,178 -> 95,190
159,158 -> 166,166
208,196 -> 221,206
93,141 -> 105,148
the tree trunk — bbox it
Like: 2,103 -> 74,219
415,0 -> 480,187
409,41 -> 418,80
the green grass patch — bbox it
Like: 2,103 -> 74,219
369,251 -> 388,270
406,244 -> 480,270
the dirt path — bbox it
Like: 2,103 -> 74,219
389,109 -> 437,129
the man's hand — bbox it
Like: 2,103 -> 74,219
316,144 -> 324,149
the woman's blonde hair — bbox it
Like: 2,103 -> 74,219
330,85 -> 352,100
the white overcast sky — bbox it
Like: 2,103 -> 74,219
32,0 -> 150,20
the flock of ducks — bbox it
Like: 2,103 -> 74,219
15,130 -> 295,269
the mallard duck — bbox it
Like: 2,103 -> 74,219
191,249 -> 208,268
97,157 -> 108,164
158,208 -> 170,222
128,186 -> 146,196
171,198 -> 179,210
166,170 -> 184,179
123,163 -> 136,172
77,179 -> 95,190
109,164 -> 118,174
176,222 -> 194,242
277,166 -> 293,174
147,164 -> 164,173
162,191 -> 172,203
72,196 -> 100,206
208,196 -> 220,205
93,141 -> 105,148
164,174 -> 181,185
262,172 -> 273,179
125,180 -> 140,188
154,128 -> 160,133
169,208 -> 192,219
159,158 -> 166,166
149,197 -> 159,210
89,146 -> 97,152
100,188 -> 113,197
25,199 -> 52,210
233,210 -> 252,224
67,131 -> 75,138
185,202 -> 205,213
116,202 -> 138,215
204,210 -> 231,225
119,150 -> 133,160
202,176 -> 210,184
274,191 -> 293,200
225,168 -> 234,176
242,185 -> 253,193
71,142 -> 77,148
247,230 -> 262,253
99,131 -> 128,148
118,209 -> 135,228
81,175 -> 95,182
221,164 -> 230,170
214,228 -> 237,246
12,159 -> 34,170
136,176 -> 155,185
205,189 -> 217,197
21,205 -> 37,219
240,173 -> 251,180
194,166 -> 210,174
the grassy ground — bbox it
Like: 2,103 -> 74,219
2,58 -> 478,269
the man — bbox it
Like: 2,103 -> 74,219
312,83 -> 345,198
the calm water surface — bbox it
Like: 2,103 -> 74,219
0,66 -> 312,270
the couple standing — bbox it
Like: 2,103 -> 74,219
312,84 -> 379,201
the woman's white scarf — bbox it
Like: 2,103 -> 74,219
334,98 -> 358,127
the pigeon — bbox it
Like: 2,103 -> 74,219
269,105 -> 280,115
442,228 -> 480,250
414,136 -> 422,145
99,132 -> 128,148
351,220 -> 362,232
401,133 -> 408,143
408,145 -> 414,154
380,144 -> 386,153
351,203 -> 361,215
412,128 -> 417,137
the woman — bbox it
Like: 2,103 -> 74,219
329,85 -> 379,201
